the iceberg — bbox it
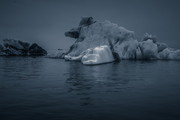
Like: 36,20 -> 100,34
47,49 -> 68,58
48,17 -> 180,65
64,45 -> 114,65
82,45 -> 114,65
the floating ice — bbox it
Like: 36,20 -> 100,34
56,17 -> 180,63
64,45 -> 114,65
82,45 -> 114,65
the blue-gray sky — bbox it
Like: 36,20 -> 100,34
0,0 -> 180,50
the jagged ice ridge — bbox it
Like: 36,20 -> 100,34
49,17 -> 180,64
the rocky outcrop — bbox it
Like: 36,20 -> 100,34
0,39 -> 47,56
1,39 -> 30,56
29,43 -> 47,56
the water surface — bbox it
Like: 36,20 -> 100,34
0,57 -> 180,120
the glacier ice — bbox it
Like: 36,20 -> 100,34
158,48 -> 180,60
82,45 -> 114,65
64,45 -> 114,65
55,17 -> 180,64
47,49 -> 68,58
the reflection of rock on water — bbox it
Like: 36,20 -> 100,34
0,57 -> 44,81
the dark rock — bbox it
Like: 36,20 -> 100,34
0,44 -> 4,55
64,17 -> 95,39
3,39 -> 30,50
2,39 -> 30,55
65,28 -> 80,38
29,43 -> 47,56
0,44 -> 3,51
112,51 -> 120,62
0,39 -> 47,56
18,40 -> 30,50
79,17 -> 96,27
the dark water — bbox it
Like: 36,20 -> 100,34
0,57 -> 180,120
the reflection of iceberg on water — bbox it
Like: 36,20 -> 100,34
49,17 -> 180,65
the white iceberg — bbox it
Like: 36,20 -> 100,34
53,17 -> 180,64
82,45 -> 114,65
65,45 -> 114,65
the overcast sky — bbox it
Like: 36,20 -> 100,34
0,0 -> 180,50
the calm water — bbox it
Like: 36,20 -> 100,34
0,57 -> 180,120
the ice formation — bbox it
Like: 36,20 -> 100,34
59,16 -> 180,64
64,45 -> 114,65
0,39 -> 47,56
